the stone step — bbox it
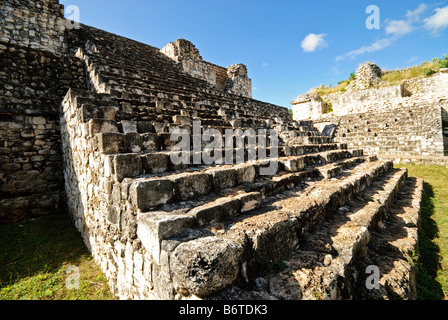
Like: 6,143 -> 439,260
133,155 -> 374,259
353,177 -> 423,300
138,160 -> 394,298
107,147 -> 363,184
210,167 -> 409,300
127,152 -> 364,211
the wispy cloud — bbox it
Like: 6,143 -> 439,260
336,37 -> 395,62
385,19 -> 415,36
406,3 -> 428,21
424,5 -> 448,33
301,33 -> 328,53
335,3 -> 444,62
262,62 -> 269,68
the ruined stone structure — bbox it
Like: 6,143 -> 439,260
1,0 -> 425,300
161,39 -> 252,98
292,62 -> 448,161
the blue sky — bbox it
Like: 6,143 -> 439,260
60,0 -> 448,109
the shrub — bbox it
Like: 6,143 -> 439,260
438,59 -> 448,69
423,68 -> 436,77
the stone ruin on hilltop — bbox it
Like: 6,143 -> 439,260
1,0 -> 441,300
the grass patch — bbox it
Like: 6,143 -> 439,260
310,80 -> 351,96
381,61 -> 440,84
0,213 -> 115,300
395,164 -> 448,300
310,54 -> 447,97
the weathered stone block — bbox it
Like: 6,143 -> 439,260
141,152 -> 170,174
131,179 -> 175,211
137,212 -> 195,263
234,164 -> 256,184
173,115 -> 192,126
137,121 -> 154,134
89,119 -> 119,136
170,237 -> 244,297
207,167 -> 237,190
114,154 -> 142,182
234,192 -> 262,213
170,172 -> 211,201
125,132 -> 142,153
122,120 -> 138,134
141,133 -> 160,152
96,133 -> 126,154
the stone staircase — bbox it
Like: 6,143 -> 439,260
59,23 -> 423,300
328,103 -> 447,157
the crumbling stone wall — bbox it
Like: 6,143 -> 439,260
225,63 -> 252,99
161,39 -> 252,98
346,62 -> 383,91
0,0 -> 67,54
0,1 -> 87,223
293,63 -> 448,120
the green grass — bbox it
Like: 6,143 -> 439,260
2,165 -> 448,300
395,164 -> 448,300
0,213 -> 116,300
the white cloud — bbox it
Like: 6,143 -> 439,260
424,5 -> 448,33
262,62 -> 269,68
336,38 -> 394,61
385,19 -> 415,36
301,33 -> 328,52
406,3 -> 428,21
335,3 -> 434,62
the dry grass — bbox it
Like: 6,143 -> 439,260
381,61 -> 440,85
309,80 -> 350,96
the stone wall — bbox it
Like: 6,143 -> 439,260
0,9 -> 87,223
321,85 -> 402,116
419,70 -> 448,97
292,63 -> 448,121
313,102 -> 447,158
292,93 -> 330,120
161,39 -> 252,98
0,0 -> 67,55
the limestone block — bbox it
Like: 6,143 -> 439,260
122,120 -> 138,134
170,172 -> 211,201
141,153 -> 170,174
89,119 -> 119,136
130,179 -> 175,211
114,154 -> 142,182
125,132 -> 142,153
96,132 -> 126,154
234,163 -> 257,184
141,133 -> 160,152
234,192 -> 262,213
207,167 -> 237,190
173,115 -> 192,126
170,237 -> 244,298
137,212 -> 195,264
137,121 -> 154,134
